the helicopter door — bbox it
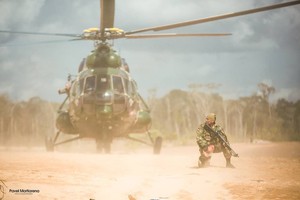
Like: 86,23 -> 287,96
112,76 -> 126,113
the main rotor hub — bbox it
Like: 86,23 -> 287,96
82,27 -> 125,41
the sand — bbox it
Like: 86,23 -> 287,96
0,140 -> 300,200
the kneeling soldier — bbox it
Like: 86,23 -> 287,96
196,113 -> 235,168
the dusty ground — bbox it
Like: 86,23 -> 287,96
0,140 -> 300,200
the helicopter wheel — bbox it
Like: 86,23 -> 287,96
96,139 -> 111,154
45,136 -> 54,152
104,142 -> 111,154
153,136 -> 163,155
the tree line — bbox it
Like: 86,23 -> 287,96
0,95 -> 57,146
149,83 -> 300,142
0,83 -> 299,146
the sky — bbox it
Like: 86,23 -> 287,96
0,0 -> 299,103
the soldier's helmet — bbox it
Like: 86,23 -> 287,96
206,113 -> 216,122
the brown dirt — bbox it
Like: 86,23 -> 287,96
0,141 -> 300,200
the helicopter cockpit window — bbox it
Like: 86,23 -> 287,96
112,76 -> 124,94
125,79 -> 134,96
96,75 -> 110,92
84,76 -> 96,93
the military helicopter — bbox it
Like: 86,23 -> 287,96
0,0 -> 299,153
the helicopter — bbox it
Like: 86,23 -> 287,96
0,0 -> 299,153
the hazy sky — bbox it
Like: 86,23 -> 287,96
0,0 -> 299,103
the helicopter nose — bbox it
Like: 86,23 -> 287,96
96,105 -> 113,118
96,91 -> 113,103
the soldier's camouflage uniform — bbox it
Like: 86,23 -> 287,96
196,123 -> 231,165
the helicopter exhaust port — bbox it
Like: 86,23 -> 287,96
85,43 -> 122,69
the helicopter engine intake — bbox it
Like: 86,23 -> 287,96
86,44 -> 121,68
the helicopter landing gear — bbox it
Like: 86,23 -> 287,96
45,131 -> 82,152
45,131 -> 61,152
147,131 -> 163,154
126,131 -> 163,154
45,136 -> 54,152
96,132 -> 112,154
96,139 -> 111,154
153,136 -> 163,155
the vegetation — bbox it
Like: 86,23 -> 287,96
149,83 -> 300,143
0,83 -> 299,146
0,95 -> 58,146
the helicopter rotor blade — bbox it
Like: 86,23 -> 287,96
0,39 -> 83,47
100,0 -> 115,36
125,33 -> 232,39
126,0 -> 300,34
0,30 -> 81,38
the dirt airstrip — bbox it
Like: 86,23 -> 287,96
0,141 -> 300,200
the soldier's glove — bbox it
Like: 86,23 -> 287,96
202,144 -> 214,157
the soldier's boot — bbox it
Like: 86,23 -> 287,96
198,156 -> 211,168
226,158 -> 235,168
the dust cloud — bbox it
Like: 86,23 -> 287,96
0,141 -> 300,200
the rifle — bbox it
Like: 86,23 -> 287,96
204,124 -> 239,157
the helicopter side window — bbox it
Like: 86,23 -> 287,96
84,76 -> 96,93
112,76 -> 124,94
